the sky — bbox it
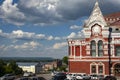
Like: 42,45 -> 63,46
0,0 -> 120,59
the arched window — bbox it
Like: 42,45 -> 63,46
90,62 -> 97,74
98,62 -> 104,74
91,40 -> 96,56
98,40 -> 103,56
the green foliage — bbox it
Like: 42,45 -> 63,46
0,60 -> 6,76
0,60 -> 23,77
62,56 -> 68,65
58,66 -> 67,72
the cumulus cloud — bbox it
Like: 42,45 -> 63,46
14,41 -> 40,49
53,42 -> 67,49
11,30 -> 35,39
67,32 -> 76,38
67,30 -> 85,39
70,25 -> 81,30
0,0 -> 120,26
0,0 -> 25,25
47,36 -> 54,40
0,29 -> 61,41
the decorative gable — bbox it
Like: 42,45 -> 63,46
85,1 -> 107,28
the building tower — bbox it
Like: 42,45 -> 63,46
68,1 -> 120,76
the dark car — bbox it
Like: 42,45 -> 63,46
30,77 -> 46,80
0,74 -> 16,80
51,72 -> 66,80
20,77 -> 31,80
104,76 -> 117,80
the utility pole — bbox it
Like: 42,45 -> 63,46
108,27 -> 112,76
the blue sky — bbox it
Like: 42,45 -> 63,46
0,0 -> 120,59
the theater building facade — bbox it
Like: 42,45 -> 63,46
67,2 -> 120,76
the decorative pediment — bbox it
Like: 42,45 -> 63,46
85,1 -> 107,28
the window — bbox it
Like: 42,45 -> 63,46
75,46 -> 80,56
91,40 -> 96,56
116,46 -> 120,56
98,40 -> 103,56
91,65 -> 96,73
114,63 -> 120,75
98,65 -> 103,74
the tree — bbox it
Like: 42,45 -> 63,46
0,60 -> 6,77
0,60 -> 23,76
62,56 -> 68,65
7,60 -> 23,75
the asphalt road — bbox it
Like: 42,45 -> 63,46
15,73 -> 52,80
37,73 -> 52,80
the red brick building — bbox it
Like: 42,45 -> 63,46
67,1 -> 120,76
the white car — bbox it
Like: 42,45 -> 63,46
23,72 -> 31,77
66,74 -> 73,80
76,74 -> 83,79
66,73 -> 76,80
90,74 -> 98,79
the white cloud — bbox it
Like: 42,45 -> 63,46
14,41 -> 40,49
0,0 -> 25,25
0,29 -> 2,33
70,25 -> 81,30
53,42 -> 67,49
67,30 -> 85,39
11,30 -> 35,39
67,32 -> 76,38
47,35 -> 54,40
0,0 -> 120,26
36,34 -> 46,39
0,30 -> 63,41
54,37 -> 61,40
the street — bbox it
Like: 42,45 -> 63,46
36,73 -> 52,80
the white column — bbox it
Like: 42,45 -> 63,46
70,46 -> 72,56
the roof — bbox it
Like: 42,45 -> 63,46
17,62 -> 41,66
104,12 -> 120,28
105,12 -> 120,18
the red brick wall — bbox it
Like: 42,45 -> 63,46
69,61 -> 111,75
69,61 -> 90,74
82,46 -> 86,56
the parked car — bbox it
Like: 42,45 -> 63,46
51,71 -> 58,77
104,76 -> 117,80
98,75 -> 104,80
20,77 -> 31,80
90,74 -> 98,80
30,77 -> 39,80
66,73 -> 72,80
0,74 -> 16,80
23,72 -> 31,77
66,73 -> 77,80
23,72 -> 35,77
82,74 -> 91,80
30,77 -> 46,80
75,74 -> 83,79
51,72 -> 66,80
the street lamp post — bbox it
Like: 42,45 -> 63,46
108,27 -> 112,76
